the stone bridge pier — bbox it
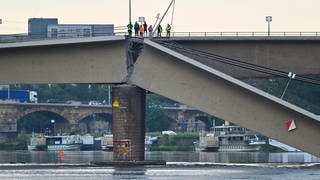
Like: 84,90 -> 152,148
112,85 -> 145,161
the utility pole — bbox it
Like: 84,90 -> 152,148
266,16 -> 272,36
152,0 -> 176,37
129,0 -> 132,23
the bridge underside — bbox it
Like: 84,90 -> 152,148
131,39 -> 320,157
0,37 -> 127,84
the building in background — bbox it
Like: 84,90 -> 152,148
28,18 -> 58,38
28,18 -> 114,39
47,24 -> 114,38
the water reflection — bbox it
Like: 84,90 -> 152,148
0,151 -> 318,164
113,167 -> 146,179
146,151 -> 320,163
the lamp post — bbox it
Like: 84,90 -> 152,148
129,0 -> 132,23
266,16 -> 272,36
51,119 -> 55,136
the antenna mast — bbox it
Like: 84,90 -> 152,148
152,0 -> 176,37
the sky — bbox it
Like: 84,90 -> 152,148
1,0 -> 320,34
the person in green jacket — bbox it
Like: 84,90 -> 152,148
127,22 -> 133,37
166,24 -> 171,37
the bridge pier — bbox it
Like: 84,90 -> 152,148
112,85 -> 146,161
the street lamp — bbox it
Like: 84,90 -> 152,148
51,119 -> 55,136
129,0 -> 132,23
266,16 -> 272,36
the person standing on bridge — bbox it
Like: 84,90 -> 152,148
166,24 -> 171,37
139,25 -> 144,37
134,21 -> 139,37
148,25 -> 153,37
157,24 -> 163,37
143,21 -> 148,36
127,22 -> 133,37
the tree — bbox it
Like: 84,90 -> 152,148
146,94 -> 171,132
18,112 -> 51,133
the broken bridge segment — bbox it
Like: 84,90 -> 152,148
130,38 -> 320,157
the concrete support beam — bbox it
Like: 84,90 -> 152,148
112,85 -> 146,161
131,39 -> 320,157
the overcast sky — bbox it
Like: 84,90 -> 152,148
1,0 -> 320,34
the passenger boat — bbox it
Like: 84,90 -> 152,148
29,134 -> 160,151
100,135 -> 160,151
28,134 -> 86,151
194,125 -> 266,152
46,135 -> 81,151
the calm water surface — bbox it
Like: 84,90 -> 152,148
0,151 -> 319,164
0,151 -> 319,179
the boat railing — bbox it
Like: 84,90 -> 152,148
220,141 -> 247,146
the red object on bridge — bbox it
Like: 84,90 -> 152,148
285,119 -> 296,131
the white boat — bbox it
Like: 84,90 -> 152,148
28,135 -> 84,151
101,135 -> 160,151
195,125 -> 266,152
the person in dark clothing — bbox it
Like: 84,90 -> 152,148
143,21 -> 148,36
134,21 -> 139,37
157,24 -> 163,37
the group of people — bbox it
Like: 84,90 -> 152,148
127,20 -> 171,38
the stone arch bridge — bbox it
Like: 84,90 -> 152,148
0,103 -> 112,134
0,102 -> 207,141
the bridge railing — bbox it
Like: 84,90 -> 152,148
2,31 -> 320,43
169,32 -> 320,37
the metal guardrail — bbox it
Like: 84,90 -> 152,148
170,32 -> 320,37
2,31 -> 320,43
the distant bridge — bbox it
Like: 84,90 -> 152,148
0,102 -> 112,138
0,102 -> 206,136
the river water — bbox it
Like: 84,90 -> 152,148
0,151 -> 319,164
0,151 -> 319,179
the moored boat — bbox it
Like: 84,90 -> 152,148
46,135 -> 82,151
28,134 -> 84,151
195,125 -> 267,152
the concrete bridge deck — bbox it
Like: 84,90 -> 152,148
0,36 -> 319,156
0,36 -> 127,84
